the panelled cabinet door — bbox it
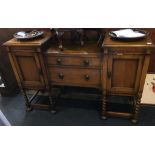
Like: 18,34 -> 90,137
107,53 -> 144,95
11,51 -> 45,88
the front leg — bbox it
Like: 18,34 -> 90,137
131,94 -> 141,123
101,93 -> 107,120
20,88 -> 33,112
48,88 -> 56,114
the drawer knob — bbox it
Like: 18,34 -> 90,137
83,60 -> 90,66
84,75 -> 90,81
58,73 -> 64,79
57,58 -> 62,65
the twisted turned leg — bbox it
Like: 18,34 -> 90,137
20,88 -> 32,112
131,94 -> 141,123
48,88 -> 56,114
101,93 -> 107,120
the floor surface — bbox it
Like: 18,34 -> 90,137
0,93 -> 155,126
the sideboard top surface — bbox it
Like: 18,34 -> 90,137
3,31 -> 52,47
103,33 -> 155,48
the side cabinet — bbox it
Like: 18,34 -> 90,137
3,32 -> 56,112
102,34 -> 155,123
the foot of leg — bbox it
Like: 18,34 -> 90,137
26,106 -> 33,112
50,109 -> 57,114
101,115 -> 107,120
131,119 -> 138,124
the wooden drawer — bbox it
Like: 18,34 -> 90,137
46,56 -> 101,68
10,47 -> 36,52
48,67 -> 101,87
109,48 -> 146,55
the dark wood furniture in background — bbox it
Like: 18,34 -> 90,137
54,28 -> 85,50
3,29 -> 155,123
54,28 -> 104,50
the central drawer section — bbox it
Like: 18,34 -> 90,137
45,50 -> 101,88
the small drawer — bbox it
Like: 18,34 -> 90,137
48,67 -> 101,87
109,48 -> 145,54
11,46 -> 36,52
46,56 -> 101,67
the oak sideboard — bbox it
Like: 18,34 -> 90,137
4,30 -> 155,123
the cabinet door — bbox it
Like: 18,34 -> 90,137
11,51 -> 45,88
107,54 -> 144,95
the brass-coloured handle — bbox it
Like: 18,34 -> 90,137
57,58 -> 62,65
84,75 -> 90,81
83,60 -> 90,66
58,73 -> 64,79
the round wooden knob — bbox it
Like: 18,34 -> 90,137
84,75 -> 90,81
83,60 -> 89,66
58,73 -> 64,79
57,58 -> 62,65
